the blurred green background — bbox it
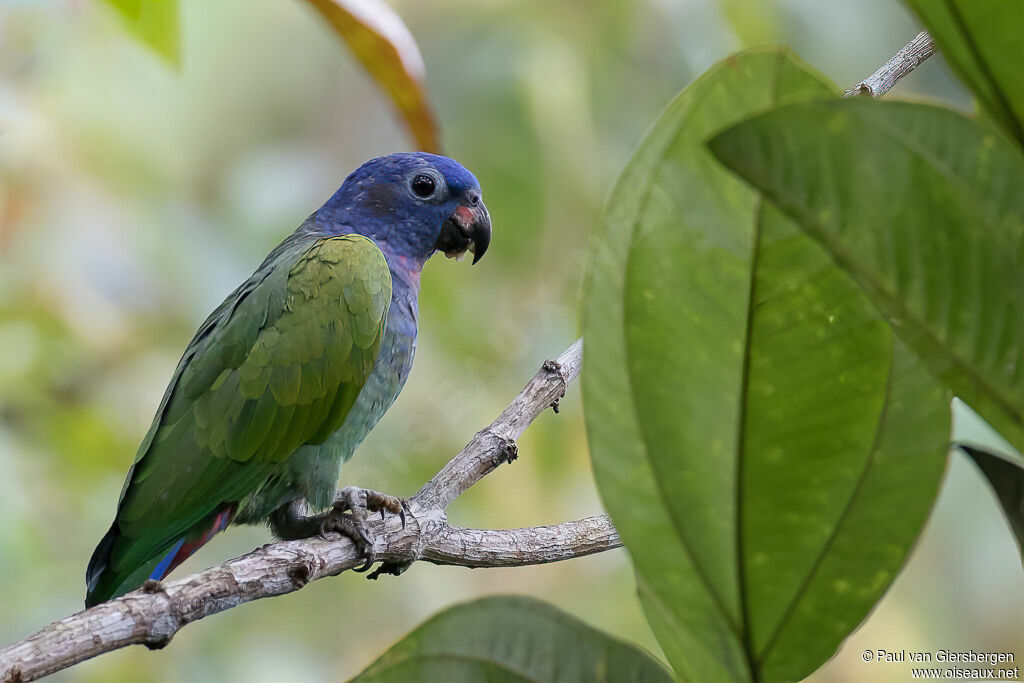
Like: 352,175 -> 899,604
0,1 -> 1019,681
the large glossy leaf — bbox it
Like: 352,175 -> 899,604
303,0 -> 442,153
903,0 -> 1024,148
709,99 -> 1024,454
582,49 -> 951,683
100,0 -> 180,65
350,596 -> 672,683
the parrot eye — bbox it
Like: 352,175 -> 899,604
410,174 -> 437,198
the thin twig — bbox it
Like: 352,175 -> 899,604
0,340 -> 609,682
844,31 -> 936,98
414,339 -> 581,510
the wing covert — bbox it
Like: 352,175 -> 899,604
112,234 -> 391,568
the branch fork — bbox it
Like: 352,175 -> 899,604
0,339 -> 615,682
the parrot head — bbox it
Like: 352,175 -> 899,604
316,152 -> 491,265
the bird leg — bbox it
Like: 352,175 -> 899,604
268,487 -> 410,570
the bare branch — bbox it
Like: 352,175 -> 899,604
0,339 -> 610,683
414,339 -> 582,510
424,516 -> 621,568
845,31 -> 937,98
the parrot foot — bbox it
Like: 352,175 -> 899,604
326,487 -> 411,571
269,489 -> 411,571
317,512 -> 373,561
335,486 -> 410,529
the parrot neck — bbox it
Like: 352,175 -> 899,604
383,252 -> 422,338
387,253 -> 423,293
299,217 -> 423,331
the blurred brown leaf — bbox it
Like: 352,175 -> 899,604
304,0 -> 442,153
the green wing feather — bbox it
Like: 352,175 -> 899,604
89,233 -> 391,602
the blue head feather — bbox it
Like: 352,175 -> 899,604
314,153 -> 484,266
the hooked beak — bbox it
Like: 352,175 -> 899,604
434,199 -> 491,265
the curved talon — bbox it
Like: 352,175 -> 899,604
342,519 -> 372,549
311,487 -> 410,575
352,542 -> 376,572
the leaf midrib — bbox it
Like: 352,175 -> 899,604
718,102 -> 1023,434
823,105 -> 1022,423
619,75 -> 745,641
734,195 -> 766,682
734,50 -> 792,683
753,340 -> 896,666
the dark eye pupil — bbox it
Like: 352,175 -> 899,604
411,174 -> 436,197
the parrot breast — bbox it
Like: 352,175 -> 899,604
270,256 -> 421,513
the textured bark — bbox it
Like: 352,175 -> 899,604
425,517 -> 620,568
844,31 -> 936,98
415,340 -> 582,510
0,340 -> 613,682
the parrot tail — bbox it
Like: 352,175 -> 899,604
148,505 -> 235,581
86,504 -> 236,607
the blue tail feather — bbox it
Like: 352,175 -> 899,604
149,538 -> 186,581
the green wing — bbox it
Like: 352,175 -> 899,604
94,233 -> 391,595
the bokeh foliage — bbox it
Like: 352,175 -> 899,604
100,0 -> 180,65
0,1 -> 1021,682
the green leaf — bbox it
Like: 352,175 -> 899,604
960,445 -> 1024,559
350,596 -> 672,683
582,49 -> 951,683
303,0 -> 442,153
100,0 -> 180,66
709,99 -> 1024,453
903,0 -> 1024,148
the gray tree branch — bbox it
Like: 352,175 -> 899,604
0,340 -> 614,683
844,31 -> 937,98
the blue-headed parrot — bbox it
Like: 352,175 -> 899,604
85,153 -> 491,607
